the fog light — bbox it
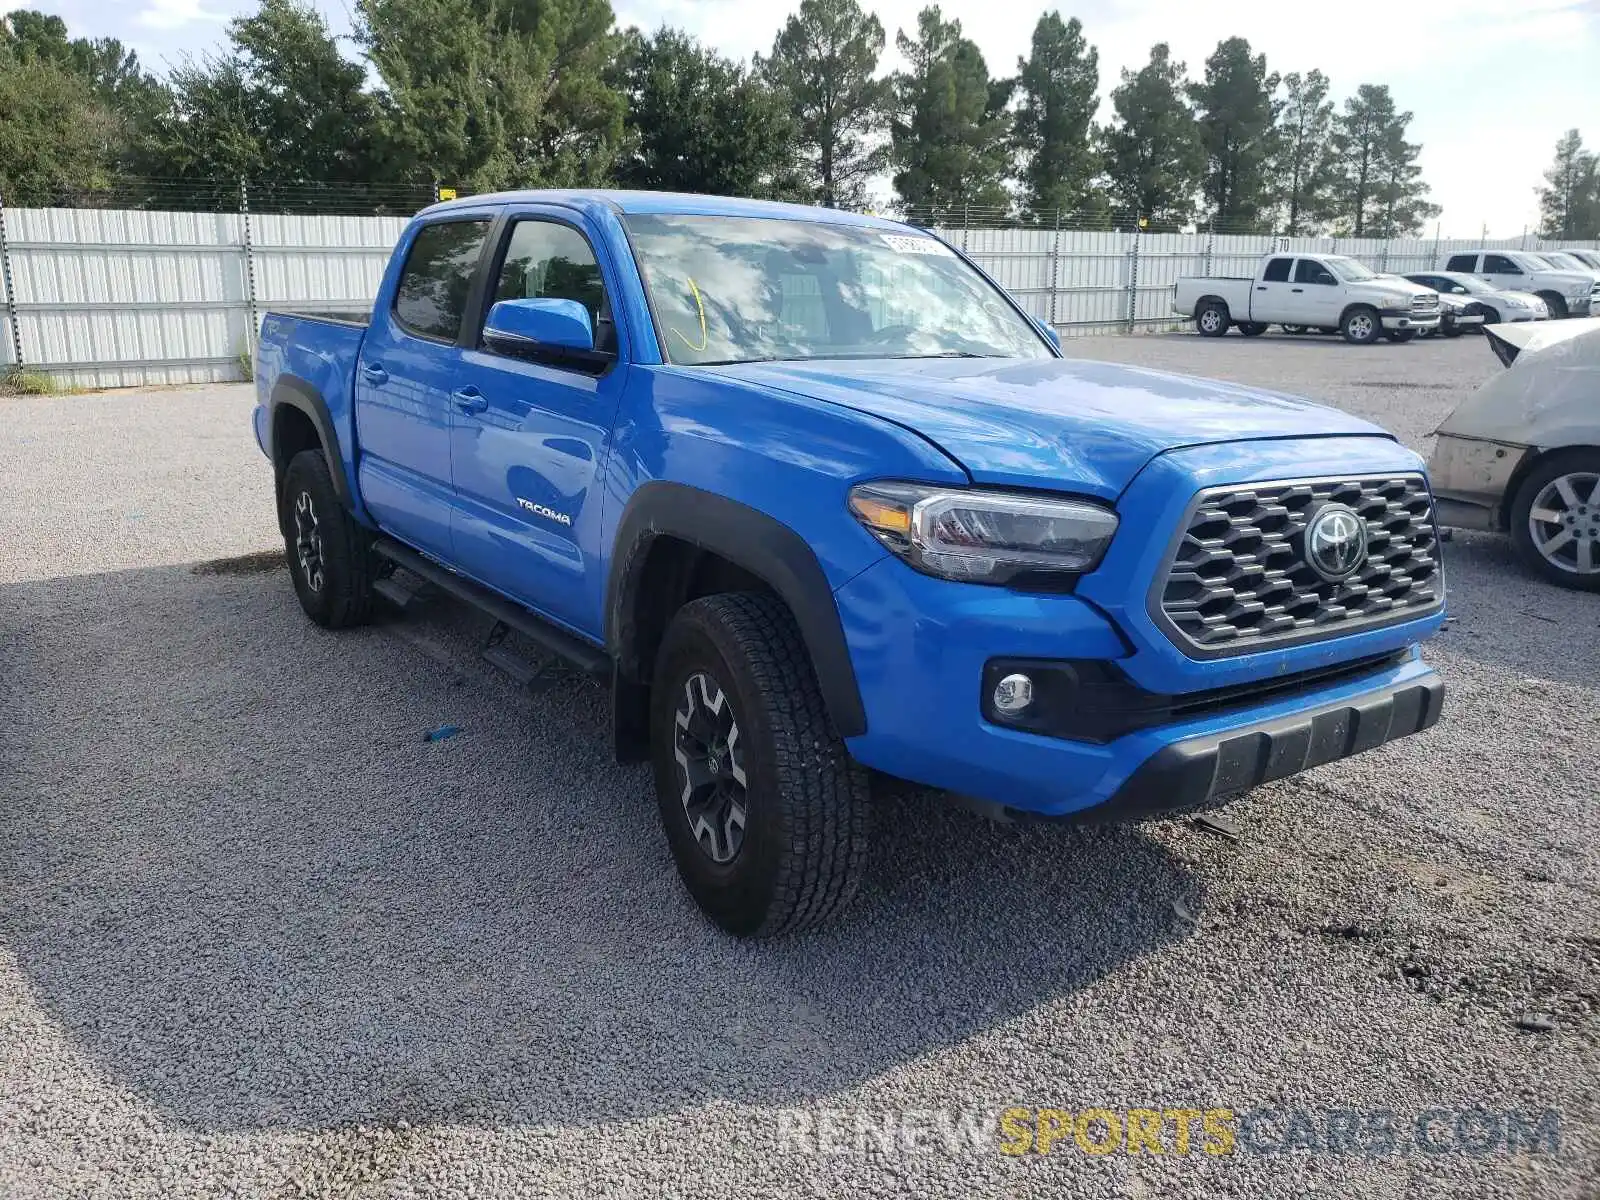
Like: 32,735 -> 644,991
993,673 -> 1034,716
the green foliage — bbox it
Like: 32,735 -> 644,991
889,6 -> 1011,217
1329,84 -> 1437,237
1012,12 -> 1100,221
1101,43 -> 1202,229
1188,37 -> 1278,229
615,27 -> 799,198
1271,70 -> 1336,234
758,0 -> 888,209
357,0 -> 625,191
1,367 -> 58,394
0,51 -> 118,203
1538,130 -> 1599,240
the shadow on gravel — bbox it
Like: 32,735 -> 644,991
0,561 -> 1199,1134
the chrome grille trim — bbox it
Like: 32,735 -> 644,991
1149,474 -> 1444,659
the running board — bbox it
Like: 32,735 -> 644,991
371,537 -> 609,678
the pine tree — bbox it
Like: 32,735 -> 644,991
758,0 -> 888,209
1011,12 -> 1100,221
889,6 -> 1012,218
1188,37 -> 1278,230
1329,84 -> 1434,237
1100,43 -> 1202,229
1271,70 -> 1335,234
1538,130 -> 1600,240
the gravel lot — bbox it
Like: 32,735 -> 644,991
1,333 -> 1595,1198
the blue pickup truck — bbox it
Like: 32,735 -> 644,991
254,190 -> 1446,936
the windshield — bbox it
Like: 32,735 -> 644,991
623,214 -> 1052,365
1324,255 -> 1377,282
1519,254 -> 1558,269
1541,252 -> 1588,271
1442,274 -> 1493,294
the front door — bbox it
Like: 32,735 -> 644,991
353,215 -> 494,559
448,212 -> 630,639
1292,258 -> 1343,327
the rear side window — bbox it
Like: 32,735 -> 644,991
1445,254 -> 1476,272
1483,254 -> 1521,274
394,219 -> 492,341
1262,257 -> 1292,282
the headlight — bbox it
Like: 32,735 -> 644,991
848,482 -> 1118,585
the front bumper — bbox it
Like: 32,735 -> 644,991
1381,309 -> 1440,331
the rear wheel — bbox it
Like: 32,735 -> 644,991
650,592 -> 870,936
1195,301 -> 1229,337
1280,324 -> 1308,335
1509,451 -> 1600,591
279,450 -> 376,628
1340,306 -> 1380,345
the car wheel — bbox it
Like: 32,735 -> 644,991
1481,309 -> 1500,326
1239,322 -> 1268,337
1442,323 -> 1463,338
1509,450 -> 1600,591
1195,301 -> 1229,337
1280,324 -> 1307,335
280,449 -> 376,628
1386,329 -> 1417,343
1536,292 -> 1568,320
650,592 -> 870,936
1341,306 -> 1380,344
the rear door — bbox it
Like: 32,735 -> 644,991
353,213 -> 495,558
447,208 -> 631,639
1250,256 -> 1296,321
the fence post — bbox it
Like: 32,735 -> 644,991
961,203 -> 970,252
240,178 -> 259,373
1203,227 -> 1215,278
1126,222 -> 1140,334
0,191 -> 24,372
1048,208 -> 1062,330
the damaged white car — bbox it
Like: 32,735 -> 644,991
1430,320 -> 1600,590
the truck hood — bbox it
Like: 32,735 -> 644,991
707,357 -> 1388,498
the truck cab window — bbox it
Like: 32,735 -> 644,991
393,219 -> 492,341
1484,255 -> 1521,274
1445,254 -> 1477,272
492,220 -> 615,353
1262,257 -> 1292,283
1294,259 -> 1336,286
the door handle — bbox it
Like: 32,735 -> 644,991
1256,286 -> 1267,291
451,386 -> 488,415
361,363 -> 388,385
1291,287 -> 1304,293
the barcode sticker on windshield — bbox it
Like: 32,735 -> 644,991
881,234 -> 951,256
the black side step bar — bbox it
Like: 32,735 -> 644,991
372,537 -> 610,677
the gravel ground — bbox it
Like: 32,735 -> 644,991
1,334 -> 1595,1199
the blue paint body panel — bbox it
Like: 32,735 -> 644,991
252,188 -> 1445,817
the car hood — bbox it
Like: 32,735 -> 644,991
1435,321 -> 1600,445
706,357 -> 1388,498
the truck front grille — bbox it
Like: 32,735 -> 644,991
1153,475 -> 1443,657
1411,294 -> 1439,312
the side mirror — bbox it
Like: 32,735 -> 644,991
1039,321 -> 1062,351
483,298 -> 611,367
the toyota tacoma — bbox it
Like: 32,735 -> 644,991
254,191 -> 1447,936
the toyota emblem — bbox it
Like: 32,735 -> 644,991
1304,504 -> 1368,582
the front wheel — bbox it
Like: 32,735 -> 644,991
1280,324 -> 1308,335
1341,306 -> 1380,345
1239,322 -> 1268,337
650,592 -> 870,936
279,449 -> 376,628
1195,301 -> 1229,337
1386,329 -> 1417,344
1538,293 -> 1569,320
1509,451 -> 1600,591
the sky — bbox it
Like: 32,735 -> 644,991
24,0 -> 1600,236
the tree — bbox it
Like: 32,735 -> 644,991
1011,12 -> 1099,221
1538,130 -> 1599,240
1100,43 -> 1202,229
0,54 -> 118,203
757,0 -> 888,208
358,0 -> 625,191
1271,69 -> 1335,234
141,0 -> 382,183
614,27 -> 798,198
889,6 -> 1011,217
1188,36 -> 1278,230
1328,83 -> 1435,237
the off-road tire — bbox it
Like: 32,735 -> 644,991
650,592 -> 870,937
280,449 -> 377,628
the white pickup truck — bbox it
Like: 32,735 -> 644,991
1441,250 -> 1599,320
1174,252 -> 1441,344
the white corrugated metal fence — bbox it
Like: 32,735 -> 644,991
2,203 -> 1597,389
